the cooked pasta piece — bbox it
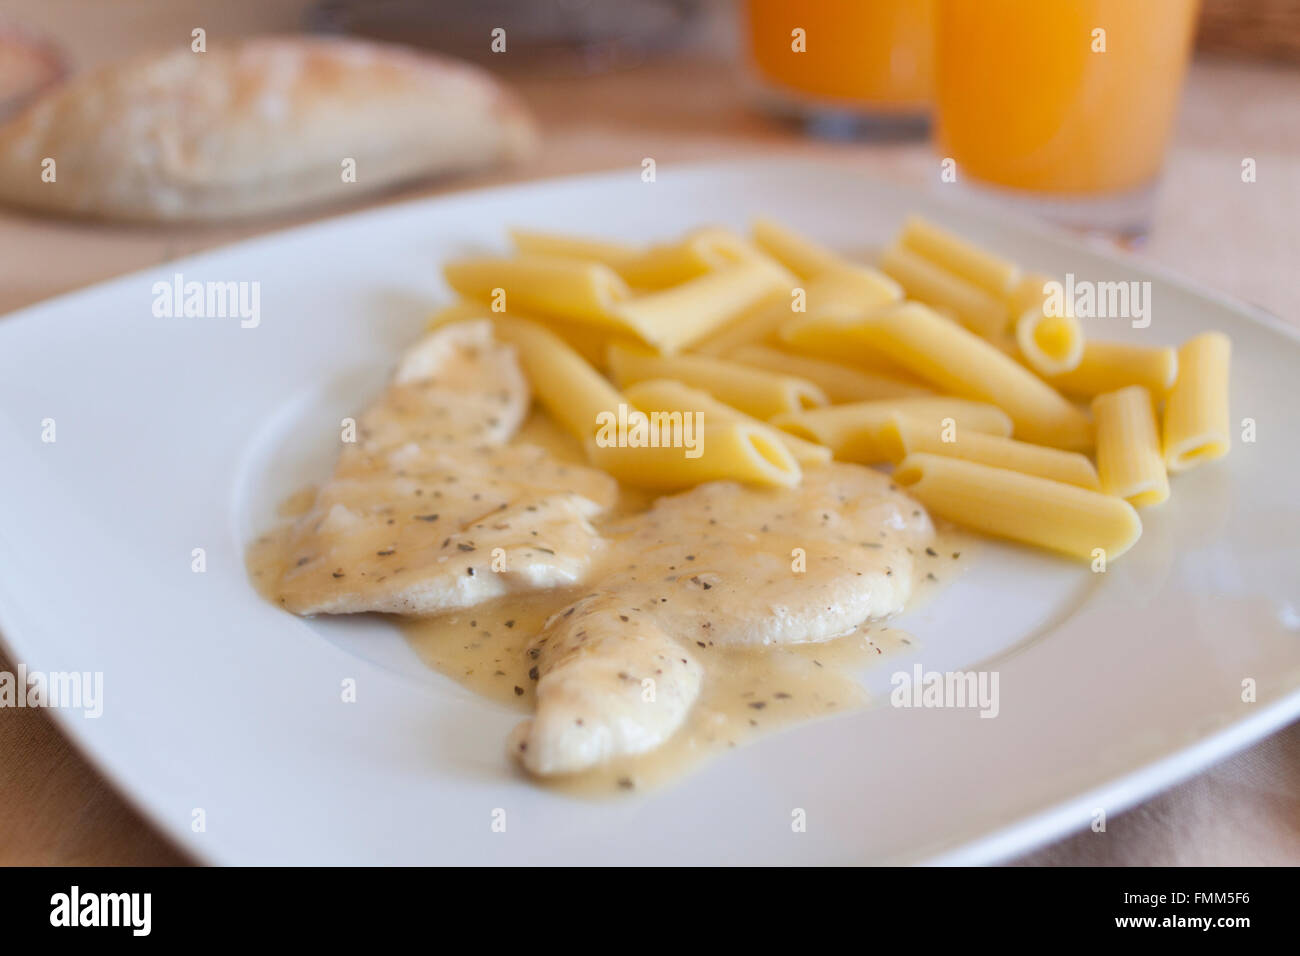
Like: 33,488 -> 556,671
785,303 -> 1093,450
615,233 -> 726,288
508,228 -> 641,271
687,291 -> 800,356
692,263 -> 900,355
489,316 -> 625,441
616,227 -> 773,289
1015,302 -> 1085,376
806,263 -> 903,318
624,378 -> 831,466
779,313 -> 919,378
508,225 -> 787,290
727,344 -> 933,402
1009,272 -> 1054,319
1162,332 -> 1231,472
586,421 -> 800,490
1092,386 -> 1169,507
987,331 -> 1024,360
614,257 -> 792,353
879,243 -> 1009,338
893,453 -> 1142,561
607,343 -> 827,419
751,216 -> 848,278
1047,340 -> 1178,399
898,216 -> 1021,298
443,254 -> 636,331
773,398 -> 1012,464
429,298 -> 620,366
886,416 -> 1100,489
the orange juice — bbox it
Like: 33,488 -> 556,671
934,0 -> 1199,194
745,0 -> 933,114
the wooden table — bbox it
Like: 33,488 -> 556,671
2,0 -> 1298,866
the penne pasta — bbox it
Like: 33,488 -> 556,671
1015,302 -> 1085,376
429,298 -> 618,367
614,257 -> 792,353
727,344 -> 933,402
1009,272 -> 1054,319
586,421 -> 801,490
700,230 -> 800,283
898,216 -> 1021,299
692,263 -> 900,356
508,228 -> 641,271
531,320 -> 629,370
488,316 -> 625,441
509,226 -> 790,291
779,313 -> 919,378
987,331 -> 1024,360
607,343 -> 827,419
886,415 -> 1100,489
1162,332 -> 1231,472
1047,340 -> 1178,399
879,243 -> 1009,338
893,453 -> 1142,561
616,227 -> 771,289
1092,386 -> 1169,507
624,378 -> 831,466
787,303 -> 1093,450
618,240 -> 713,289
805,263 -> 902,318
751,216 -> 848,278
773,397 -> 1012,464
443,254 -> 635,331
687,290 -> 800,356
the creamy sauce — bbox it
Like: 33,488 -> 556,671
277,485 -> 318,519
404,601 -> 918,795
247,351 -> 971,794
247,524 -> 295,608
257,326 -> 621,618
512,411 -> 655,518
398,517 -> 968,795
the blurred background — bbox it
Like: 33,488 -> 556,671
0,0 -> 1295,314
0,0 -> 1297,866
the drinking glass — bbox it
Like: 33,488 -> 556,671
932,0 -> 1201,236
744,0 -> 934,136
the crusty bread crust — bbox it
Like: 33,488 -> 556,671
0,25 -> 67,123
0,35 -> 537,221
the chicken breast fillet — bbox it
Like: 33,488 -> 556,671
273,320 -> 617,615
511,462 -> 934,775
261,320 -> 935,779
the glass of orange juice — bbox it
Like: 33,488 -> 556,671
743,0 -> 934,135
933,0 -> 1200,235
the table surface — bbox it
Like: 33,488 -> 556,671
1,0 -> 1298,866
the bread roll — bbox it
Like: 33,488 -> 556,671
0,26 -> 65,123
0,35 -> 536,221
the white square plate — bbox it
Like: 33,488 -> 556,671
2,160 -> 1298,865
